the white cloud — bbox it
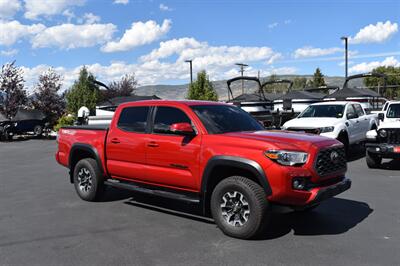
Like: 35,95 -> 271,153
349,56 -> 400,73
24,0 -> 85,20
294,46 -> 342,58
82,13 -> 101,24
349,21 -> 398,44
101,19 -> 171,52
268,22 -> 278,29
159,3 -> 173,11
0,49 -> 18,57
62,9 -> 75,23
0,20 -> 45,46
0,0 -> 21,19
31,23 -> 116,49
284,19 -> 291,24
113,0 -> 129,4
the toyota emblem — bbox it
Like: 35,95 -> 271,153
330,151 -> 339,163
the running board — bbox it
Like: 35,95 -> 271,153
104,179 -> 200,203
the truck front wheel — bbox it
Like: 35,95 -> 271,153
210,176 -> 270,239
366,152 -> 382,168
73,158 -> 104,201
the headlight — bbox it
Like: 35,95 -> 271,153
379,129 -> 387,138
320,126 -> 334,133
264,150 -> 308,166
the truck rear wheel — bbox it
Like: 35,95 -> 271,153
366,152 -> 382,168
210,176 -> 270,239
73,158 -> 104,201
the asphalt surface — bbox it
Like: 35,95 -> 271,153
0,139 -> 399,266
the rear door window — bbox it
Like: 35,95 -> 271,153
117,106 -> 149,133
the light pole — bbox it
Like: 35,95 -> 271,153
235,63 -> 248,94
185,59 -> 193,85
341,36 -> 348,79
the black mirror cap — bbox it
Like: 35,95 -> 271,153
378,113 -> 384,121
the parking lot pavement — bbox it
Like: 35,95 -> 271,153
0,140 -> 399,265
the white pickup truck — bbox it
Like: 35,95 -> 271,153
365,101 -> 400,168
282,101 -> 378,151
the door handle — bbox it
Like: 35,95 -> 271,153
147,142 -> 159,147
111,138 -> 120,144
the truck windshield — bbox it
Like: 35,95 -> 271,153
191,105 -> 264,134
387,104 -> 400,118
299,104 -> 345,118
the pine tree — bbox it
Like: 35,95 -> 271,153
0,61 -> 27,118
187,70 -> 218,101
32,68 -> 65,127
66,66 -> 100,115
309,67 -> 326,87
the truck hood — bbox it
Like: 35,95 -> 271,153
379,119 -> 400,129
222,130 -> 338,151
283,117 -> 342,129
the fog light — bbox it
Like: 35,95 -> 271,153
292,178 -> 307,190
376,147 -> 380,152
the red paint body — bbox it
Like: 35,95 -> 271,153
56,100 -> 348,206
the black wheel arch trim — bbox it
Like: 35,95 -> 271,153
68,143 -> 105,183
200,155 -> 272,215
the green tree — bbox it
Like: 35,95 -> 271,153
0,61 -> 27,118
187,70 -> 218,101
66,67 -> 100,115
364,66 -> 400,99
32,68 -> 65,127
308,68 -> 326,88
292,77 -> 307,90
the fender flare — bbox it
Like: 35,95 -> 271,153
68,143 -> 104,183
200,155 -> 272,215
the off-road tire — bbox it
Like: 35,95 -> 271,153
73,158 -> 104,201
366,152 -> 382,168
337,133 -> 349,157
210,176 -> 270,239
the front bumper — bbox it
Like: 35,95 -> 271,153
366,143 -> 400,159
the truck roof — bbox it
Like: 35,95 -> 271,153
310,101 -> 358,106
118,99 -> 229,108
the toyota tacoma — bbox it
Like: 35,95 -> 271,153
56,100 -> 351,239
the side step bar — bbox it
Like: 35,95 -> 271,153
104,179 -> 200,203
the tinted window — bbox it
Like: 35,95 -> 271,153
153,107 -> 191,134
191,105 -> 264,134
117,106 -> 149,133
387,104 -> 400,118
299,105 -> 345,118
354,104 -> 364,116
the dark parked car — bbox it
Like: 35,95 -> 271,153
0,109 -> 46,140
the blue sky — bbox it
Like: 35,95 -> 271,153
0,0 -> 399,91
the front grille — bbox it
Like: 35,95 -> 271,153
315,146 -> 347,177
287,127 -> 320,134
386,129 -> 400,144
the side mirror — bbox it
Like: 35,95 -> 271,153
170,123 -> 195,136
346,113 -> 357,120
378,113 -> 384,121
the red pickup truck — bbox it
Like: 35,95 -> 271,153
56,100 -> 351,239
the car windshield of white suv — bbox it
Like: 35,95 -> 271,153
191,105 -> 264,134
387,104 -> 400,118
299,104 -> 345,118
